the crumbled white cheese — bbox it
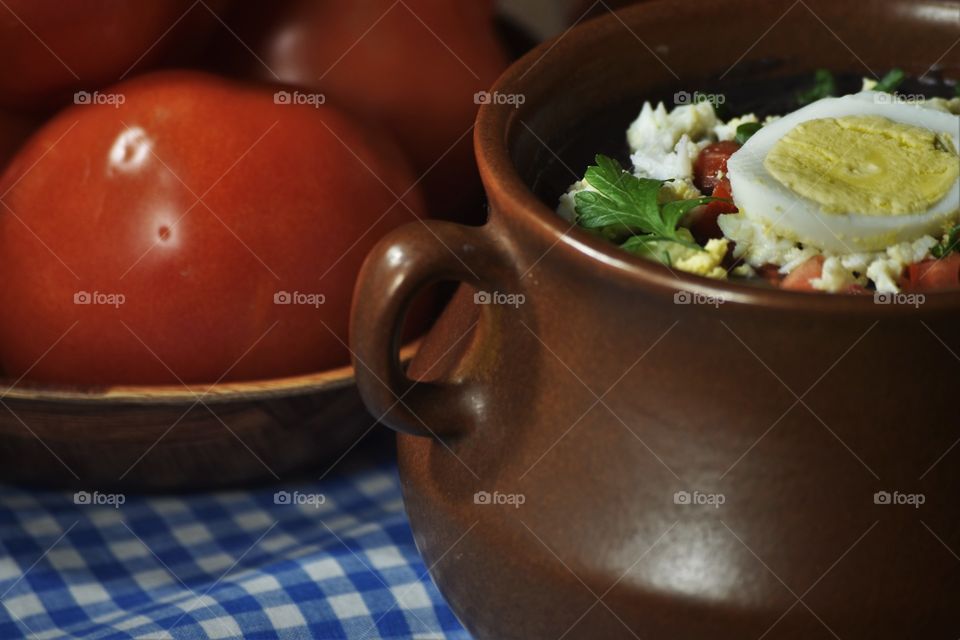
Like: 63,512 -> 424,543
719,213 -> 940,292
557,179 -> 590,222
888,235 -> 940,265
715,114 -> 783,141
811,256 -> 864,291
865,236 -> 940,292
713,114 -> 758,142
622,100 -> 725,199
626,100 -> 718,154
717,213 -> 818,270
630,133 -> 708,182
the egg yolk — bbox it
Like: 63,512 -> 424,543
764,115 -> 959,216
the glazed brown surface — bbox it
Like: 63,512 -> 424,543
351,0 -> 960,637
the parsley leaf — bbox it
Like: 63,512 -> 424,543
932,223 -> 960,259
574,156 -> 663,231
734,122 -> 763,144
620,235 -> 679,265
873,68 -> 906,93
797,69 -> 836,105
573,154 -> 721,251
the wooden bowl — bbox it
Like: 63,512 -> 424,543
0,343 -> 416,490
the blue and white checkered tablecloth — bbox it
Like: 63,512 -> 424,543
0,435 -> 469,639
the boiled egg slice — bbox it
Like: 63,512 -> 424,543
725,91 -> 960,253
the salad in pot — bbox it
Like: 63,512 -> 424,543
558,70 -> 960,294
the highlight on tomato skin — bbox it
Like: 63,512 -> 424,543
0,71 -> 427,386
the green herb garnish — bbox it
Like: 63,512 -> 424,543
573,155 -> 720,252
873,68 -> 906,93
734,122 -> 763,144
932,223 -> 960,258
797,69 -> 837,105
620,235 -> 673,261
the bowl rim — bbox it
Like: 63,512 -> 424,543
474,0 -> 960,315
0,342 -> 420,405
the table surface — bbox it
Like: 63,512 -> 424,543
0,432 -> 470,639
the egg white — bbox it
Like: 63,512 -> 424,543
725,91 -> 960,253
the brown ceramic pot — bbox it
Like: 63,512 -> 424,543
351,0 -> 960,637
569,0 -> 647,23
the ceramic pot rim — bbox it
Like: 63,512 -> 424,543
473,0 -> 960,315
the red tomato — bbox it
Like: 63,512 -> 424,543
902,254 -> 960,292
0,1 -> 228,109
756,264 -> 785,286
710,178 -> 736,204
845,284 -> 871,295
693,141 -> 741,193
0,71 -> 425,385
218,0 -> 509,219
781,256 -> 825,292
690,177 -> 738,243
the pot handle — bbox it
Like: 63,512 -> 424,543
350,220 -> 508,439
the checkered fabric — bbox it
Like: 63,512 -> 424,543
0,440 -> 469,639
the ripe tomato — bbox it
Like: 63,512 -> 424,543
693,141 -> 741,194
218,0 -> 509,218
902,254 -> 960,292
690,177 -> 738,244
780,258 -> 871,294
781,256 -> 825,292
0,1 -> 228,109
756,264 -> 785,287
0,71 -> 425,385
